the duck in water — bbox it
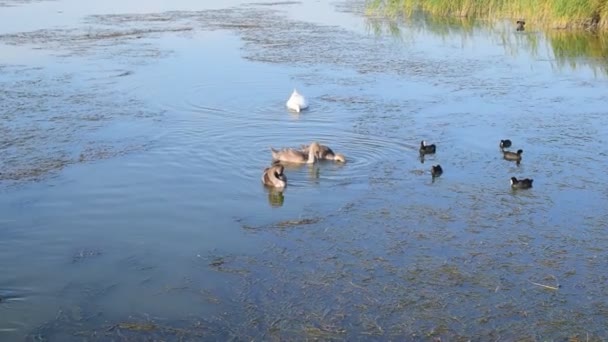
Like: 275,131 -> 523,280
503,149 -> 523,162
431,164 -> 443,178
511,177 -> 533,189
419,140 -> 436,155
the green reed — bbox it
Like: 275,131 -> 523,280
367,0 -> 608,30
364,12 -> 608,75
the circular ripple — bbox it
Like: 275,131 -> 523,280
154,81 -> 410,189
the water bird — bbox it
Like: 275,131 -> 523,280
286,89 -> 308,112
270,141 -> 321,164
431,164 -> 443,178
503,149 -> 523,161
262,164 -> 287,188
500,139 -> 512,149
511,177 -> 533,189
419,140 -> 436,154
299,143 -> 346,163
516,20 -> 525,31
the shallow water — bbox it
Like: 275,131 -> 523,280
1,0 -> 608,340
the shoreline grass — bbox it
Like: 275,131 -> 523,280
367,0 -> 608,30
364,13 -> 608,75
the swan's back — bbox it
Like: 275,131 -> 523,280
286,89 -> 308,112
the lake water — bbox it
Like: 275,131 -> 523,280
1,0 -> 608,340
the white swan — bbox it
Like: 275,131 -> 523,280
286,89 -> 308,112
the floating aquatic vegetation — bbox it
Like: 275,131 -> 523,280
71,249 -> 103,264
0,0 -> 54,7
0,65 -> 160,184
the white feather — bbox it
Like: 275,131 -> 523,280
286,89 -> 308,112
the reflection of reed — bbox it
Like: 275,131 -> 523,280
364,12 -> 608,76
548,31 -> 608,75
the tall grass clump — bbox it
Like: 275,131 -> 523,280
367,0 -> 608,30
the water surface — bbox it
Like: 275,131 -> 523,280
1,0 -> 608,340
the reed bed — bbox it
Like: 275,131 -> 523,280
367,0 -> 608,30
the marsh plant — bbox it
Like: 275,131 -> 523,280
365,10 -> 608,75
367,0 -> 608,30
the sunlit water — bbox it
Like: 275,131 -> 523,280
1,0 -> 608,340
